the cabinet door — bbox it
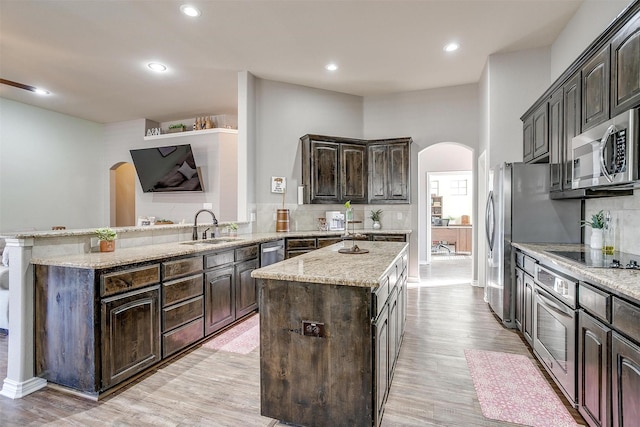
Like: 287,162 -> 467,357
101,286 -> 161,390
549,88 -> 563,192
611,332 -> 640,427
388,287 -> 399,373
368,145 -> 388,202
523,274 -> 534,345
341,143 -> 367,203
387,142 -> 409,201
235,258 -> 258,318
515,268 -> 524,332
204,266 -> 235,335
582,46 -> 611,131
374,306 -> 389,427
611,13 -> 640,117
523,115 -> 534,162
564,72 -> 582,190
311,141 -> 340,202
578,311 -> 611,427
533,102 -> 549,160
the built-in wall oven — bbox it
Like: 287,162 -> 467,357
533,263 -> 578,406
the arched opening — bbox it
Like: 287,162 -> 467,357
417,142 -> 474,285
110,162 -> 136,227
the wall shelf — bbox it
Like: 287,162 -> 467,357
144,128 -> 238,141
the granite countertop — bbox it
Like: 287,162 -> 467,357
251,240 -> 408,288
512,242 -> 640,304
29,229 -> 412,269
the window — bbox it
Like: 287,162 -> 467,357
430,180 -> 439,196
450,179 -> 467,195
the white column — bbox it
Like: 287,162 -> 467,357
1,238 -> 47,399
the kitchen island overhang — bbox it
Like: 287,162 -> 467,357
252,240 -> 409,427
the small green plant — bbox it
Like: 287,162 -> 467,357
369,209 -> 382,222
168,123 -> 185,129
95,227 -> 117,241
344,200 -> 351,209
228,223 -> 238,231
581,210 -> 604,229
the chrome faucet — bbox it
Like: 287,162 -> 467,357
192,209 -> 218,240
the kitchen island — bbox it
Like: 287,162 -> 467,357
251,240 -> 408,427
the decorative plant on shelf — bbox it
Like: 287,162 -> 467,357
168,123 -> 186,133
344,200 -> 353,221
581,210 -> 605,229
370,209 -> 383,230
95,227 -> 117,252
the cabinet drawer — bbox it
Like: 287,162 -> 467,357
523,255 -> 536,276
101,264 -> 160,297
235,245 -> 258,262
612,297 -> 640,342
162,317 -> 204,358
371,234 -> 406,242
205,250 -> 235,269
286,238 -> 317,250
162,296 -> 203,331
162,274 -> 203,307
579,282 -> 610,322
287,249 -> 313,258
515,251 -> 524,269
317,237 -> 342,248
162,256 -> 203,281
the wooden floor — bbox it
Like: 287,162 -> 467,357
0,258 -> 585,426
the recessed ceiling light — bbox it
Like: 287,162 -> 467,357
148,62 -> 167,72
0,78 -> 50,95
180,4 -> 201,17
325,63 -> 338,71
444,42 -> 460,52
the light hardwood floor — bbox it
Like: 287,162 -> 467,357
0,258 -> 584,426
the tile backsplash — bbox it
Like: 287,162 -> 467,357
585,192 -> 640,254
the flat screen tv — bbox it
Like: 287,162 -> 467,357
130,144 -> 204,192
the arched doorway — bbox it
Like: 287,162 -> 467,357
417,142 -> 474,280
110,162 -> 136,227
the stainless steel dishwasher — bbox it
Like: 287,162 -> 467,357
260,239 -> 285,267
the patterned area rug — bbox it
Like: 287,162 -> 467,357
464,349 -> 579,427
201,313 -> 259,354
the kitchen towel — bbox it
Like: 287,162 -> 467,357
464,349 -> 579,427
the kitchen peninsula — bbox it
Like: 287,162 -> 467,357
252,240 -> 408,427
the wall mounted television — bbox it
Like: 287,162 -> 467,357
129,144 -> 204,193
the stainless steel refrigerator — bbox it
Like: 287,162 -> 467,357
484,162 -> 581,328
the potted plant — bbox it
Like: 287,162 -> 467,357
581,210 -> 604,249
344,200 -> 353,222
168,123 -> 186,134
370,209 -> 383,229
228,223 -> 238,237
95,227 -> 117,252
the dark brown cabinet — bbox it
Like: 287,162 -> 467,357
563,72 -> 582,190
523,273 -> 534,345
301,135 -> 367,204
578,310 -> 611,427
101,285 -> 161,389
582,46 -> 611,131
523,115 -> 534,162
204,265 -> 235,335
549,88 -> 563,191
374,304 -> 389,427
522,101 -> 549,163
611,13 -> 640,116
611,332 -> 640,427
369,139 -> 411,203
235,258 -> 258,318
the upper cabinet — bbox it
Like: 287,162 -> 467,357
301,135 -> 411,204
521,2 -> 640,194
611,13 -> 640,116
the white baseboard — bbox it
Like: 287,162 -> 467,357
0,377 -> 47,399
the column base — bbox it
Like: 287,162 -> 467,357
0,376 -> 47,399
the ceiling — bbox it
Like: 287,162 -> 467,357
0,0 -> 584,124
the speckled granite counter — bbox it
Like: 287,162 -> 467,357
251,240 -> 408,287
29,230 -> 411,269
512,242 -> 640,304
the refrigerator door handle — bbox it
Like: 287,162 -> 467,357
485,190 -> 495,252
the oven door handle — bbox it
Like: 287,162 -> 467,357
535,288 -> 573,317
599,124 -> 616,183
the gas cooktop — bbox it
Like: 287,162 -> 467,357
549,250 -> 640,270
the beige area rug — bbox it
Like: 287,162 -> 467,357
201,313 -> 259,354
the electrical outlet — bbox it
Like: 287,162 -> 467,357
203,203 -> 213,209
397,212 -> 403,220
302,321 -> 325,337
250,212 -> 256,222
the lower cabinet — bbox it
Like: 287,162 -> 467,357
515,267 -> 524,332
523,273 -> 534,345
235,258 -> 258,318
204,265 -> 236,335
611,332 -> 640,427
374,304 -> 389,427
578,310 -> 611,427
101,285 -> 161,390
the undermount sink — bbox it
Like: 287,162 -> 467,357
181,238 -> 241,246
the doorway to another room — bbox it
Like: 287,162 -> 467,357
110,162 -> 136,227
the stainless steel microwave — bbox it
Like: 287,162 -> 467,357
572,108 -> 638,189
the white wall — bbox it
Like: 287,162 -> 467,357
0,98 -> 105,232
